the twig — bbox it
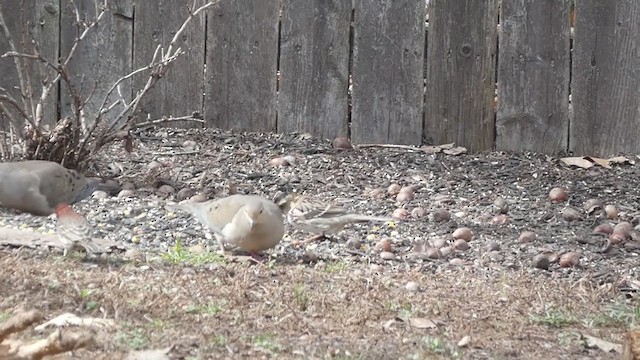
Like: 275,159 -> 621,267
0,5 -> 31,123
133,115 -> 205,129
91,0 -> 220,155
152,150 -> 201,156
357,143 -> 432,151
33,0 -> 108,126
0,94 -> 34,133
0,309 -> 43,342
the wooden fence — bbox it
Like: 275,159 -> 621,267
1,0 -> 639,156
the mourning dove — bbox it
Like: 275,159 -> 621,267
278,194 -> 393,243
55,203 -> 102,256
0,160 -> 105,216
177,194 -> 285,255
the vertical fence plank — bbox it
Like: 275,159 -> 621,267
205,0 -> 279,132
0,0 -> 59,127
278,0 -> 350,140
351,0 -> 425,145
571,0 -> 640,155
496,0 -> 571,153
60,0 -> 133,126
424,0 -> 498,151
133,1 -> 205,128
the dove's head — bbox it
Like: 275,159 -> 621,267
241,201 -> 264,228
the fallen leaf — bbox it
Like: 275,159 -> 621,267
443,146 -> 467,155
457,335 -> 471,347
34,313 -> 115,331
124,346 -> 173,360
408,317 -> 437,329
560,157 -> 594,168
607,156 -> 632,165
581,334 -> 622,353
586,157 -> 612,169
382,319 -> 399,332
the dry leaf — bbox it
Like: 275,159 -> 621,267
34,313 -> 115,331
582,334 -> 621,353
457,335 -> 471,347
607,156 -> 632,165
124,346 -> 173,360
443,146 -> 467,155
586,157 -> 613,169
408,317 -> 437,329
560,157 -> 594,168
382,319 -> 399,332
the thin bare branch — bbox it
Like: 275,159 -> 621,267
167,0 -> 220,56
0,102 -> 24,138
2,51 -> 61,73
34,0 -> 108,126
133,115 -> 206,129
0,4 -> 31,120
0,94 -> 36,132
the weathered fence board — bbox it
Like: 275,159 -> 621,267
351,0 -> 425,145
424,0 -> 498,151
496,0 -> 571,153
571,0 -> 640,155
278,0 -> 350,140
205,0 -> 279,132
133,0 -> 204,128
0,0 -> 59,127
60,0 -> 133,126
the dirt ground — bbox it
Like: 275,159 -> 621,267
0,128 -> 638,359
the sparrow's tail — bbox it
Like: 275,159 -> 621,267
342,214 -> 395,223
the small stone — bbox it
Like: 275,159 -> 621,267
485,241 -> 500,252
405,281 -> 420,292
182,139 -> 198,150
518,231 -> 536,243
432,238 -> 447,249
92,190 -> 108,199
411,207 -> 428,219
158,185 -> 176,196
425,247 -> 442,259
146,160 -> 163,170
562,207 -> 583,221
532,254 -> 550,270
387,184 -> 402,196
370,264 -> 383,273
493,197 -> 509,214
457,335 -> 471,347
380,251 -> 396,260
559,252 -> 580,268
449,258 -> 465,266
439,246 -> 453,257
177,188 -> 195,201
332,137 -> 352,150
121,181 -> 136,191
392,208 -> 410,220
346,238 -> 362,250
190,194 -> 208,202
282,155 -> 297,166
302,251 -> 318,263
453,239 -> 470,251
118,189 -> 136,198
432,208 -> 451,222
375,238 -> 393,252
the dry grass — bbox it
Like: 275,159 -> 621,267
0,249 -> 636,359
